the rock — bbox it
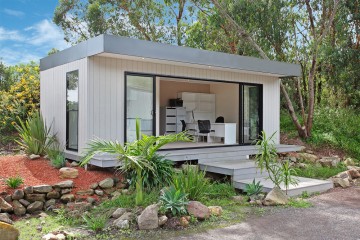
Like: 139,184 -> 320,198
60,194 -> 75,203
263,187 -> 289,206
232,195 -> 244,202
61,189 -> 71,195
121,189 -> 129,195
298,163 -> 307,169
13,200 -> 26,216
27,201 -> 44,213
99,178 -> 114,189
112,208 -> 127,219
47,190 -> 60,199
336,171 -> 351,180
0,213 -> 13,224
42,233 -> 57,240
33,185 -> 53,193
66,202 -> 92,211
318,159 -> 333,167
111,191 -> 121,198
29,154 -> 40,160
208,206 -> 223,216
118,212 -> 133,221
179,216 -> 189,227
103,188 -> 116,195
4,195 -> 12,203
158,215 -> 168,226
0,222 -> 19,240
347,169 -> 360,179
298,153 -> 318,163
344,158 -> 355,166
115,182 -> 126,189
54,180 -> 74,189
0,197 -> 13,212
19,199 -> 30,207
45,199 -> 56,209
90,183 -> 98,189
137,204 -> 159,230
94,190 -> 104,196
319,157 -> 340,167
113,219 -> 129,229
25,193 -> 46,202
59,168 -> 79,179
347,166 -> 360,171
187,201 -> 210,220
332,178 -> 350,188
11,189 -> 24,200
87,197 -> 96,205
354,178 -> 360,186
76,189 -> 94,196
70,161 -> 79,167
24,186 -> 33,194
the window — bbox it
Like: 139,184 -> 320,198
66,70 -> 79,151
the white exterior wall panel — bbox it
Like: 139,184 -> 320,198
88,56 -> 281,150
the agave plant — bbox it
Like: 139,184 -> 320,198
81,118 -> 191,205
244,179 -> 263,197
160,185 -> 189,216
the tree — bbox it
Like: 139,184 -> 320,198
0,61 -> 14,92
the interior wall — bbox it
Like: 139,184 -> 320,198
159,79 -> 210,107
210,83 -> 239,140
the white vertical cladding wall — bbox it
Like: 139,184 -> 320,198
40,58 -> 88,152
87,56 -> 281,148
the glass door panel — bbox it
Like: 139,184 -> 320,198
66,70 -> 79,151
126,75 -> 155,142
242,85 -> 261,144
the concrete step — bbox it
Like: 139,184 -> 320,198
233,176 -> 334,197
199,160 -> 256,176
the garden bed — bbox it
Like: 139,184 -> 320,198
0,155 -> 117,194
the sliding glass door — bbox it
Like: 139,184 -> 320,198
125,74 -> 155,142
241,84 -> 262,144
66,70 -> 79,151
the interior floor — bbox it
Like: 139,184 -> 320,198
160,141 -> 239,149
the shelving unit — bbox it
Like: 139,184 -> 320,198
177,92 -> 216,122
160,107 -> 186,135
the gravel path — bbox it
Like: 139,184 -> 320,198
174,187 -> 360,240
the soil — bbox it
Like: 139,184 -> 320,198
280,133 -> 348,159
0,155 -> 120,194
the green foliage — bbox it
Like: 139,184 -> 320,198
4,176 -> 24,189
127,154 -> 174,191
83,214 -> 108,232
287,198 -> 313,208
14,112 -> 55,155
280,160 -> 299,195
81,118 -> 191,205
294,164 -> 347,180
99,191 -> 158,209
244,179 -> 263,196
160,185 -> 189,216
204,182 -> 237,199
172,165 -> 210,201
46,143 -> 66,169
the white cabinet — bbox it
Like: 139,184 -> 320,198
160,107 -> 186,135
177,92 -> 215,122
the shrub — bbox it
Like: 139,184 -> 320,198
205,182 -> 237,199
14,112 -> 55,155
244,179 -> 263,196
172,165 -> 210,201
46,143 -> 66,169
5,176 -> 24,189
160,185 -> 188,216
126,154 -> 174,191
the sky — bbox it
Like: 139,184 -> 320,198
0,0 -> 70,66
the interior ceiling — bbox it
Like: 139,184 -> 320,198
159,77 -> 236,85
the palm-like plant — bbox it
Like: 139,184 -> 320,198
280,160 -> 299,195
81,119 -> 192,205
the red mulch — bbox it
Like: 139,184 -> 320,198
0,155 -> 120,195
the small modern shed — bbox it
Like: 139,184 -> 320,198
40,34 -> 302,165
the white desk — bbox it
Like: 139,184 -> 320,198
186,123 -> 237,144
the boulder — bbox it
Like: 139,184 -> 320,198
319,157 -> 340,167
33,185 -> 53,193
113,219 -> 129,229
347,169 -> 360,179
90,183 -> 98,189
25,193 -> 46,202
19,199 -> 30,207
158,215 -> 168,226
179,216 -> 189,227
118,212 -> 133,221
70,161 -> 79,167
112,208 -> 127,219
47,191 -> 60,199
208,206 -> 223,216
76,189 -> 94,196
344,158 -> 355,166
137,204 -> 159,230
0,213 -> 13,224
87,197 -> 96,205
332,178 -> 350,188
60,194 -> 75,203
0,222 -> 19,240
66,202 -> 92,211
99,178 -> 114,189
59,168 -> 79,179
27,201 -> 44,213
12,200 -> 26,216
298,153 -> 318,163
45,199 -> 56,209
121,189 -> 129,195
4,195 -> 12,203
24,186 -> 33,194
297,163 -> 307,169
11,189 -> 24,200
187,201 -> 210,220
335,171 -> 351,180
0,197 -> 13,212
61,189 -> 71,195
95,190 -> 104,196
263,187 -> 289,206
318,159 -> 333,168
29,154 -> 40,160
54,180 -> 74,189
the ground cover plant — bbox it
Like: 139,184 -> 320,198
4,176 -> 24,189
294,164 -> 347,180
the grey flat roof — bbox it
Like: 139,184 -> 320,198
40,34 -> 301,77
